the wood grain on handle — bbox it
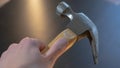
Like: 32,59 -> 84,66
41,28 -> 78,54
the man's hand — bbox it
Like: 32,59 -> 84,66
0,37 -> 67,68
0,0 -> 10,7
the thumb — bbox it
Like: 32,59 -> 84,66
44,38 -> 68,61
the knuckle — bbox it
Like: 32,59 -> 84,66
28,38 -> 41,47
20,37 -> 44,48
8,43 -> 18,49
1,51 -> 8,56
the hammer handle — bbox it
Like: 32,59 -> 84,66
41,28 -> 78,54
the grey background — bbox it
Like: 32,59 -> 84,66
0,0 -> 120,68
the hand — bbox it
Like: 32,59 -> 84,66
0,0 -> 10,7
0,37 -> 68,68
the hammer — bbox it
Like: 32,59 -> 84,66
42,1 -> 99,64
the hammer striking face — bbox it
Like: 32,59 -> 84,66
56,1 -> 99,64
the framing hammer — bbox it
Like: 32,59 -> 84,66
42,1 -> 99,64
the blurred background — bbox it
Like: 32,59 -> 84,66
0,0 -> 120,68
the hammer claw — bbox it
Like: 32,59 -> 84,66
88,30 -> 99,64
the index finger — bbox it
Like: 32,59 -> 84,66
19,37 -> 45,49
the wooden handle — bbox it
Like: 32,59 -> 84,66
41,28 -> 78,54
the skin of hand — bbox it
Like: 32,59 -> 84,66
0,0 -> 10,7
0,37 -> 68,68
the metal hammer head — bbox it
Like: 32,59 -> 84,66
56,1 -> 99,64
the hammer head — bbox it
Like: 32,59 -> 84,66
56,1 -> 99,64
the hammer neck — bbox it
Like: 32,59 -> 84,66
64,11 -> 75,21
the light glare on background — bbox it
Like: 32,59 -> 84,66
24,0 -> 52,43
106,0 -> 120,5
